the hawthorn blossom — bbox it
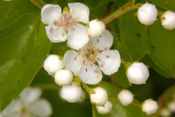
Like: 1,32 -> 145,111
64,30 -> 121,85
0,87 -> 52,117
41,3 -> 90,50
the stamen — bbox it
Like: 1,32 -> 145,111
94,68 -> 99,74
49,28 -> 53,33
97,58 -> 101,61
85,68 -> 88,72
70,27 -> 75,31
88,42 -> 92,48
74,22 -> 77,25
100,63 -> 105,68
62,33 -> 65,37
96,39 -> 100,43
106,55 -> 110,58
90,62 -> 93,67
74,56 -> 77,61
104,47 -> 110,51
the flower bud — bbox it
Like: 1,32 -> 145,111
60,82 -> 81,103
138,3 -> 158,25
88,19 -> 105,37
44,55 -> 64,74
90,87 -> 108,106
96,101 -> 112,114
160,108 -> 171,117
161,11 -> 175,30
142,99 -> 158,115
126,62 -> 149,85
118,89 -> 133,106
168,100 -> 175,112
55,69 -> 73,86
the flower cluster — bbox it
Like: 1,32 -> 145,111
0,87 -> 52,117
41,2 -> 159,115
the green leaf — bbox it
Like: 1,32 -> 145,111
117,9 -> 175,78
0,11 -> 51,111
151,0 -> 175,10
93,82 -> 156,117
0,0 -> 39,29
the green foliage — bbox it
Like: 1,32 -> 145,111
0,0 -> 51,110
0,0 -> 175,116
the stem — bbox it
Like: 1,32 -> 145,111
38,0 -> 45,5
81,81 -> 92,94
92,105 -> 96,117
103,3 -> 142,24
131,0 -> 136,5
121,58 -> 131,69
31,0 -> 42,9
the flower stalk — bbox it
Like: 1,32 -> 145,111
103,3 -> 142,24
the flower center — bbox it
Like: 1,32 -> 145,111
78,42 -> 100,66
51,13 -> 77,36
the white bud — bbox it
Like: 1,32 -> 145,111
126,62 -> 149,85
88,19 -> 105,37
161,11 -> 175,30
90,87 -> 108,106
160,108 -> 171,117
44,55 -> 64,74
55,69 -> 73,86
168,100 -> 175,112
142,99 -> 158,115
118,89 -> 133,106
60,82 -> 82,103
96,101 -> 112,114
138,3 -> 158,25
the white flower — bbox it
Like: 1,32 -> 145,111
96,101 -> 112,114
168,100 -> 175,112
43,55 -> 64,74
118,89 -> 133,106
41,3 -> 90,50
1,87 -> 52,117
60,82 -> 82,103
160,108 -> 171,117
64,30 -> 121,85
126,62 -> 149,85
88,19 -> 105,37
142,99 -> 158,115
138,3 -> 158,25
55,69 -> 73,86
161,11 -> 175,30
90,87 -> 108,106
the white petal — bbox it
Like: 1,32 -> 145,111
46,25 -> 67,43
20,87 -> 42,104
63,50 -> 83,75
30,99 -> 52,116
2,99 -> 22,116
91,30 -> 113,50
67,24 -> 89,50
68,3 -> 89,23
41,4 -> 62,24
78,64 -> 102,85
97,50 -> 121,75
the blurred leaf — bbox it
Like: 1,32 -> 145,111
151,0 -> 175,10
93,82 -> 156,117
0,0 -> 51,110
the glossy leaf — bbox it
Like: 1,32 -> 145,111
0,11 -> 51,111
